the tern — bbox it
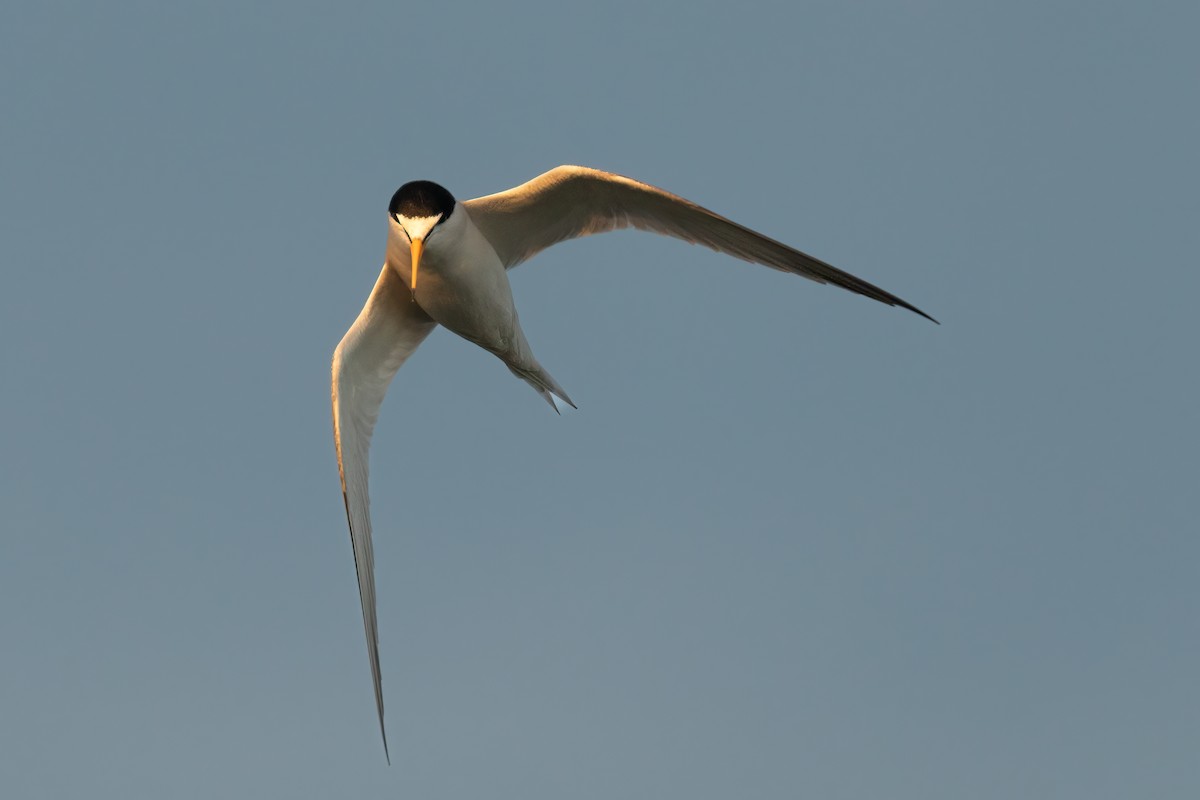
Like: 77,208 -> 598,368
331,165 -> 935,760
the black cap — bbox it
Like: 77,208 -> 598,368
389,181 -> 456,219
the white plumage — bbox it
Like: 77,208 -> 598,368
332,165 -> 935,761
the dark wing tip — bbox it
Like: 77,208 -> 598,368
895,298 -> 939,325
829,276 -> 939,325
809,260 -> 938,325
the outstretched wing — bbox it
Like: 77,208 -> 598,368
464,165 -> 935,322
331,264 -> 437,762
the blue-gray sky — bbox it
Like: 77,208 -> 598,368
2,1 -> 1197,797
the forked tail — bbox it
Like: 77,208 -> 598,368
507,362 -> 576,413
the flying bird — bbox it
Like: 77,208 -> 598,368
331,165 -> 936,761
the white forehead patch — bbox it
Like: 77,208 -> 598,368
397,214 -> 440,241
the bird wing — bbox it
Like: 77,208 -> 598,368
464,165 -> 936,322
331,263 -> 437,762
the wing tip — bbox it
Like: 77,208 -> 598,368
899,300 -> 939,325
381,719 -> 391,765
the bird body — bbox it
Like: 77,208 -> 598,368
385,189 -> 574,409
332,165 -> 935,761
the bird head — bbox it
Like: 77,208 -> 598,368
388,181 -> 457,291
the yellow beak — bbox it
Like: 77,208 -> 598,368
409,237 -> 424,291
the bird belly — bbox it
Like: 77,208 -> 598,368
403,233 -> 527,362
